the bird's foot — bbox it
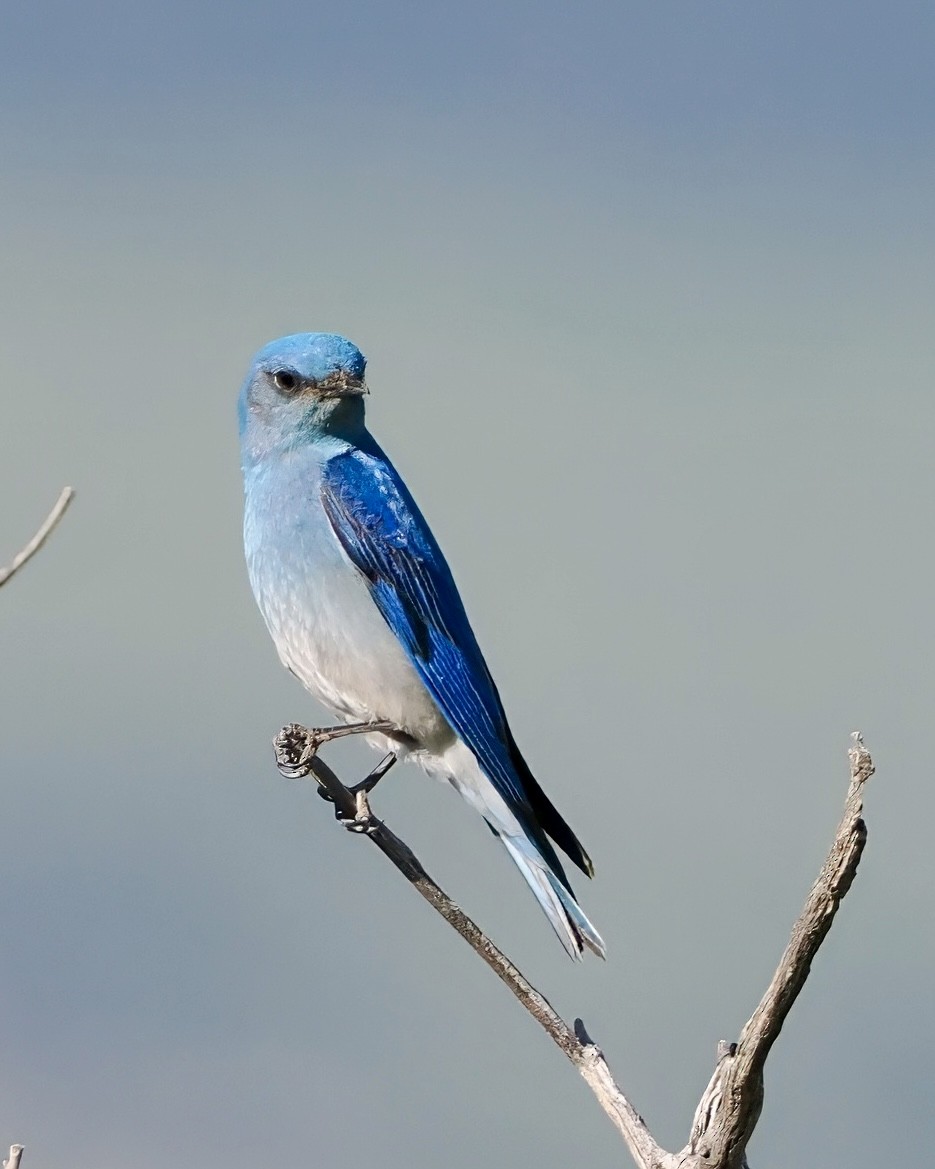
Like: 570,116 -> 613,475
273,727 -> 398,834
273,723 -> 319,779
316,751 -> 397,808
317,752 -> 396,828
273,722 -> 396,780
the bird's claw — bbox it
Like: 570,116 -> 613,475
274,728 -> 393,834
273,723 -> 321,779
275,723 -> 399,781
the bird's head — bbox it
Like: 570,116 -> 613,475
238,333 -> 368,459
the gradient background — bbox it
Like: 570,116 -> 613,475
2,3 -> 933,1166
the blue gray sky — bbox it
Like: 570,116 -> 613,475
2,3 -> 933,1167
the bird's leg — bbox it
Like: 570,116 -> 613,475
325,752 -> 397,825
350,751 -> 398,796
273,720 -> 395,779
272,725 -> 399,835
306,719 -> 396,749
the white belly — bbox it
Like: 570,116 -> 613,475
244,474 -> 453,754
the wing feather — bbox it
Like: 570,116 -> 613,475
321,445 -> 591,881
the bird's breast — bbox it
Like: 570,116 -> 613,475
243,453 -> 451,749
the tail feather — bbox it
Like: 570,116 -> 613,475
498,833 -> 606,961
505,727 -> 594,878
439,739 -> 604,960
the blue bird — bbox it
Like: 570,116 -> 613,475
239,333 -> 604,959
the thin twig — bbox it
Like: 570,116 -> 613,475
686,732 -> 874,1168
0,487 -> 75,589
1,489 -> 72,1169
273,724 -> 873,1169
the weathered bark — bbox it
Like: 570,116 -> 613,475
4,1142 -> 25,1168
273,725 -> 874,1168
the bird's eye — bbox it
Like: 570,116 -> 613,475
272,370 -> 299,393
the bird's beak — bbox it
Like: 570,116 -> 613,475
314,372 -> 369,399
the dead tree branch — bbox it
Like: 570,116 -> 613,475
272,725 -> 874,1169
686,732 -> 873,1166
0,487 -> 74,589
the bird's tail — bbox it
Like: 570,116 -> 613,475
437,739 -> 604,960
497,831 -> 606,961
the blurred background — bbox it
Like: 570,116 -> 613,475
2,3 -> 933,1165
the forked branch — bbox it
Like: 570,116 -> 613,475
273,725 -> 874,1169
686,733 -> 873,1166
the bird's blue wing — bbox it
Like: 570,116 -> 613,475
320,445 -> 533,820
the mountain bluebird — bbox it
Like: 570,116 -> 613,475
239,333 -> 604,959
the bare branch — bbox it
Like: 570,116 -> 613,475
274,724 -> 673,1169
0,487 -> 75,589
686,732 -> 874,1167
273,724 -> 874,1169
